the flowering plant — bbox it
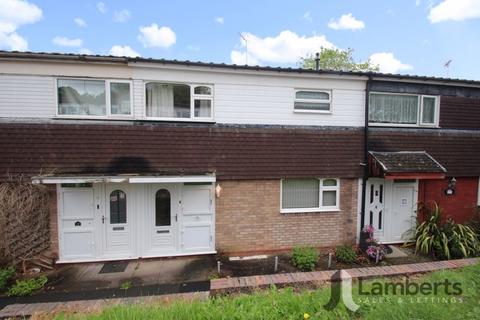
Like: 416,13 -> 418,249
362,225 -> 387,262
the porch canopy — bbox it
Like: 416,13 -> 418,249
368,151 -> 446,180
32,174 -> 216,184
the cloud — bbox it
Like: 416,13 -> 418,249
74,17 -> 87,28
79,48 -> 93,55
369,52 -> 413,73
109,45 -> 140,57
97,2 -> 107,13
428,0 -> 480,23
138,23 -> 176,48
214,16 -> 224,24
0,0 -> 43,51
230,30 -> 335,65
52,36 -> 83,47
113,9 -> 131,23
328,13 -> 365,30
303,11 -> 312,22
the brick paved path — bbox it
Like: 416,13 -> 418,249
210,258 -> 479,294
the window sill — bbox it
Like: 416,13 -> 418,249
293,110 -> 332,115
143,117 -> 215,123
281,208 -> 340,214
368,122 -> 438,128
54,115 -> 135,121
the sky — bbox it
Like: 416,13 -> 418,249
1,0 -> 480,79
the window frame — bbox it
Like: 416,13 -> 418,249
55,78 -> 133,120
293,89 -> 332,114
368,92 -> 440,127
144,81 -> 215,122
280,178 -> 340,213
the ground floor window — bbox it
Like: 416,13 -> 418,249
281,178 -> 340,213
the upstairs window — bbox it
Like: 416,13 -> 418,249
281,178 -> 340,213
294,90 -> 331,113
145,83 -> 213,120
57,79 -> 132,117
369,93 -> 438,126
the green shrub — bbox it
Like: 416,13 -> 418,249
415,203 -> 480,259
7,275 -> 48,296
335,245 -> 357,264
0,266 -> 16,290
291,246 -> 319,271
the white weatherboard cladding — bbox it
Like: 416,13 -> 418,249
0,61 -> 366,126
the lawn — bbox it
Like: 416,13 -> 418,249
55,264 -> 480,320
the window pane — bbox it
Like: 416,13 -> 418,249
194,99 -> 212,117
110,82 -> 131,115
155,189 -> 171,226
322,191 -> 337,207
110,190 -> 126,224
294,102 -> 330,111
146,83 -> 190,118
369,94 -> 418,124
422,97 -> 435,124
296,91 -> 329,100
323,179 -> 337,187
194,86 -> 211,95
58,79 -> 106,116
282,179 -> 319,209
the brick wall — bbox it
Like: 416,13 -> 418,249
215,179 -> 358,254
418,177 -> 479,223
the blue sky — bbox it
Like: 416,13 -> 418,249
1,0 -> 480,79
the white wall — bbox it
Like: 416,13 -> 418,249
0,61 -> 367,126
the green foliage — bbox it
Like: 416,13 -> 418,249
291,246 -> 319,271
120,280 -> 132,290
0,265 -> 16,290
415,203 -> 480,259
7,275 -> 47,296
54,264 -> 480,320
300,48 -> 380,72
335,245 -> 357,264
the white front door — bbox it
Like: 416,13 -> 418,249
390,181 -> 417,242
180,184 -> 215,252
103,184 -> 135,258
366,178 -> 385,238
145,184 -> 178,255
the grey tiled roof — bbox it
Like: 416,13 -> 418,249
369,151 -> 447,173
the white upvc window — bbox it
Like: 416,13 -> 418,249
369,92 -> 439,127
294,89 -> 331,113
145,82 -> 214,121
281,178 -> 340,213
56,78 -> 133,118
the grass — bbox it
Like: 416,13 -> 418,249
54,264 -> 480,320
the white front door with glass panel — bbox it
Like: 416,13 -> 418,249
102,184 -> 135,259
366,179 -> 418,243
144,184 -> 179,256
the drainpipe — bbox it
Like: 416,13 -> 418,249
360,76 -> 372,230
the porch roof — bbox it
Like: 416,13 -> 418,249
368,151 -> 447,180
31,174 -> 216,184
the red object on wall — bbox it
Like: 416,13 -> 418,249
418,177 -> 479,223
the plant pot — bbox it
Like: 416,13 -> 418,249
359,231 -> 370,252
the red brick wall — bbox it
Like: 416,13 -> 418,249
215,179 -> 358,254
418,177 -> 479,223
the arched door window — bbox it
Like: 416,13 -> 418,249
155,189 -> 171,226
110,190 -> 127,224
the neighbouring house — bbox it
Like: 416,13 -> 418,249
0,51 -> 478,263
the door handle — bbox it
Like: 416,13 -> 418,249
175,214 -> 178,222
102,216 -> 105,224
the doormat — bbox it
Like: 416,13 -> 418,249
99,261 -> 129,274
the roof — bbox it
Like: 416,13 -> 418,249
369,151 -> 447,174
1,50 -> 480,87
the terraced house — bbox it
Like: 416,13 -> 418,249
0,51 -> 479,263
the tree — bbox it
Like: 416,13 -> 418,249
300,48 -> 379,72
